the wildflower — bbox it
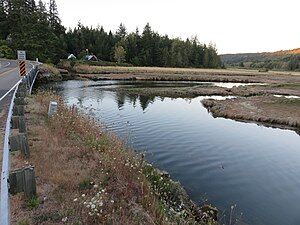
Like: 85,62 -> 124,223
93,184 -> 98,188
73,198 -> 78,202
82,194 -> 86,197
62,217 -> 68,222
110,200 -> 114,203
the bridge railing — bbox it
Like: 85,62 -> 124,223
0,64 -> 39,225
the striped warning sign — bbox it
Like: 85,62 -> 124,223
19,61 -> 26,76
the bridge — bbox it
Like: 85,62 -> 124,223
0,59 -> 39,225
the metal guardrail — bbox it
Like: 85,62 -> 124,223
0,64 -> 39,225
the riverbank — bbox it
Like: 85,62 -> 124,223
59,61 -> 300,84
42,63 -> 300,132
202,96 -> 300,132
11,92 -> 217,225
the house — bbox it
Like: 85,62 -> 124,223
67,54 -> 76,60
84,54 -> 98,61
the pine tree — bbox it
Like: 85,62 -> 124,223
48,0 -> 66,61
49,0 -> 64,35
116,23 -> 127,40
0,0 -> 9,40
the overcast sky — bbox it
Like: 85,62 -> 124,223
54,0 -> 299,54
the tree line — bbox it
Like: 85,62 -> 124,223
0,0 -> 222,68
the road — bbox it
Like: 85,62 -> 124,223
0,58 -> 35,124
0,58 -> 35,165
0,59 -> 34,98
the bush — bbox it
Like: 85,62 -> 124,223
0,44 -> 14,59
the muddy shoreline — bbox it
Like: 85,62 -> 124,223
202,97 -> 300,133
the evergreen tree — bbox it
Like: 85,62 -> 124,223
49,0 -> 64,35
0,0 -> 9,39
1,1 -> 222,68
116,23 -> 127,40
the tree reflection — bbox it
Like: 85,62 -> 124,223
113,91 -> 158,111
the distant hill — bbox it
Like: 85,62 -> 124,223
220,48 -> 300,71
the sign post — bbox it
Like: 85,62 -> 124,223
17,50 -> 26,76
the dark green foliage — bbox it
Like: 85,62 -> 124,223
0,0 -> 66,63
0,0 -> 9,40
26,196 -> 40,209
66,23 -> 222,68
0,40 -> 14,58
0,0 -> 221,68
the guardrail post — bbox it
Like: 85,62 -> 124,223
18,82 -> 29,93
14,97 -> 26,106
9,166 -> 37,199
11,116 -> 27,133
13,105 -> 25,116
16,91 -> 27,98
9,133 -> 30,157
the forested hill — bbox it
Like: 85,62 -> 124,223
220,48 -> 300,71
0,0 -> 222,68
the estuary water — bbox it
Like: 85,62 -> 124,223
47,80 -> 300,225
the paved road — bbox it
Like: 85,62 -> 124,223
0,58 -> 35,149
0,59 -> 34,98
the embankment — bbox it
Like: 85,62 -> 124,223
11,92 -> 217,225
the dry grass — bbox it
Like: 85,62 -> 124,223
11,92 -> 216,225
70,63 -> 300,77
202,95 -> 300,131
65,63 -> 300,86
40,64 -> 61,76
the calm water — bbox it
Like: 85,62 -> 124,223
47,80 -> 300,225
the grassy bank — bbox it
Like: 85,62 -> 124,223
58,61 -> 300,84
202,96 -> 300,132
11,92 -> 217,225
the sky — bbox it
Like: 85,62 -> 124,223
54,0 -> 300,54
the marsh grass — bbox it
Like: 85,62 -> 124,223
59,60 -> 300,77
